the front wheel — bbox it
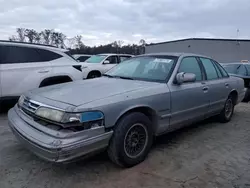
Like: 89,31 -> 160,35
218,96 -> 234,123
108,112 -> 153,167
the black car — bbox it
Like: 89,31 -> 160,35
221,62 -> 250,102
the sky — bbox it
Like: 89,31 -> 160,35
0,0 -> 249,46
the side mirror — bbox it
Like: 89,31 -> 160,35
176,72 -> 196,84
103,60 -> 110,64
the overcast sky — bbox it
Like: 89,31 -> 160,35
0,0 -> 249,46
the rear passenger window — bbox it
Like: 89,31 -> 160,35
178,57 -> 202,81
36,48 -> 62,61
213,62 -> 223,78
0,46 -> 62,64
216,63 -> 229,77
200,58 -> 218,80
2,46 -> 41,64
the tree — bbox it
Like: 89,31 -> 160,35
75,35 -> 84,49
16,28 -> 26,42
25,29 -> 37,43
50,31 -> 66,47
41,29 -> 52,45
34,32 -> 42,44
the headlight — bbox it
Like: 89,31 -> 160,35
18,95 -> 25,107
35,107 -> 65,122
62,111 -> 104,129
35,107 -> 104,129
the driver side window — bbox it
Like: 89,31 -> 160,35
178,57 -> 203,81
106,56 -> 119,64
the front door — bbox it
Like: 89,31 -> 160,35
169,56 -> 209,130
102,55 -> 119,73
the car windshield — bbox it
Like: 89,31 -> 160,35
85,55 -> 107,63
104,56 -> 178,82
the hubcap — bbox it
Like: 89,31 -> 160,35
225,99 -> 233,118
124,123 -> 148,158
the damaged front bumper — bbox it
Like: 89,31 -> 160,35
8,105 -> 113,163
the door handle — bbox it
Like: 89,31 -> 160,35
38,70 -> 49,73
225,83 -> 229,87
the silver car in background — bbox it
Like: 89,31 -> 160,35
8,53 -> 245,167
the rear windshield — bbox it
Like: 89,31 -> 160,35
222,64 -> 239,74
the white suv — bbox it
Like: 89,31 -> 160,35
0,41 -> 83,100
81,53 -> 133,79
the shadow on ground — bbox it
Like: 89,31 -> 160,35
0,99 -> 17,113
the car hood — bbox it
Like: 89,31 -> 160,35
29,77 -> 160,106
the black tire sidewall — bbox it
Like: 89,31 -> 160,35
88,72 -> 100,79
220,96 -> 234,122
109,112 -> 153,167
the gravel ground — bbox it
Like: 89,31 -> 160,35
0,103 -> 250,188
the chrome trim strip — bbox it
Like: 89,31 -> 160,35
28,99 -> 65,112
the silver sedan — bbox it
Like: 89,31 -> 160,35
8,53 -> 245,167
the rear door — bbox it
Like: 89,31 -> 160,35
0,45 -> 52,97
199,57 -> 230,115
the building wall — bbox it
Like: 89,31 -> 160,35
145,39 -> 250,63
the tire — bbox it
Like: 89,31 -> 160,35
108,112 -> 153,168
87,72 -> 101,79
218,95 -> 235,123
242,88 -> 250,102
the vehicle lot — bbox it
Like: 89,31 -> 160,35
0,103 -> 250,188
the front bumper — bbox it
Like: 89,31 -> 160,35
8,106 -> 113,163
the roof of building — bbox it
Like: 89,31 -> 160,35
146,38 -> 250,46
0,40 -> 68,52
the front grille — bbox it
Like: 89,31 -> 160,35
21,98 -> 40,114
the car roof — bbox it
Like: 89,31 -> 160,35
221,62 -> 250,66
138,52 -> 212,59
0,40 -> 68,52
98,53 -> 133,56
73,54 -> 91,56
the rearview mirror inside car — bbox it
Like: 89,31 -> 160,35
176,72 -> 196,84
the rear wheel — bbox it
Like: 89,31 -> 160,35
242,88 -> 250,102
108,112 -> 153,167
218,96 -> 234,123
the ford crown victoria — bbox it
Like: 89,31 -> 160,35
8,53 -> 245,167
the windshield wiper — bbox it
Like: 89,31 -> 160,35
102,74 -> 133,80
115,76 -> 134,80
